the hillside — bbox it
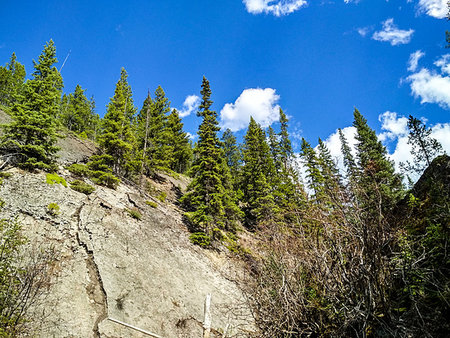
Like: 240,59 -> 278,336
0,111 -> 253,337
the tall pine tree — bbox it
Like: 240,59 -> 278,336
353,108 -> 403,214
96,68 -> 135,176
0,53 -> 26,107
181,77 -> 240,241
241,117 -> 278,227
1,40 -> 62,170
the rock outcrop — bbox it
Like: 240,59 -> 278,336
0,160 -> 253,336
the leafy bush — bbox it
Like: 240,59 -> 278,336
47,203 -> 60,216
70,180 -> 95,195
67,163 -> 92,177
46,173 -> 67,187
189,232 -> 211,248
145,200 -> 157,208
126,208 -> 142,220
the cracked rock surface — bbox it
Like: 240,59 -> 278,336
0,168 -> 253,337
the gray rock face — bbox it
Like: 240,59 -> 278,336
0,169 -> 253,337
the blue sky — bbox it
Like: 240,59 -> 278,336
0,0 -> 449,168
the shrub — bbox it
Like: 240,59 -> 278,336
189,232 -> 211,248
47,203 -> 60,216
91,171 -> 120,189
0,172 -> 12,179
145,200 -> 157,208
157,191 -> 167,203
67,163 -> 92,177
46,173 -> 67,187
70,180 -> 95,195
126,208 -> 142,220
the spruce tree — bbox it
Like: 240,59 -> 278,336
96,68 -> 135,176
0,53 -> 26,107
148,86 -> 171,170
1,40 -> 62,170
181,77 -> 240,240
221,128 -> 241,181
241,117 -> 278,226
300,138 -> 325,203
167,109 -> 192,173
279,109 -> 293,169
401,115 -> 444,175
338,128 -> 357,183
60,84 -> 97,137
353,109 -> 403,213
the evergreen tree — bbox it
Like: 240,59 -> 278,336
241,117 -> 278,226
300,138 -> 325,203
97,68 -> 135,176
0,53 -> 26,107
317,138 -> 344,207
401,115 -> 444,175
338,128 -> 357,181
167,109 -> 192,173
59,84 -> 97,137
1,40 -> 62,170
279,109 -> 293,169
181,77 -> 240,240
353,109 -> 403,213
221,128 -> 241,181
148,86 -> 171,170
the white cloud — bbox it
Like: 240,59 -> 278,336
177,95 -> 201,118
372,18 -> 414,46
186,132 -> 197,140
406,54 -> 450,109
378,111 -> 409,142
357,27 -> 370,37
434,54 -> 450,75
407,50 -> 425,72
243,0 -> 307,16
220,88 -> 281,132
418,0 -> 448,19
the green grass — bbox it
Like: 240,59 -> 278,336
46,173 -> 67,187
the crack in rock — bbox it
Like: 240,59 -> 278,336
75,203 -> 108,338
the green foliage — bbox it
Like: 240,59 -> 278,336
97,68 -> 136,177
241,117 -> 278,227
353,108 -> 404,213
157,191 -> 167,202
1,40 -> 62,171
401,115 -> 444,177
46,173 -> 67,187
59,84 -> 99,139
126,208 -> 142,220
181,77 -> 241,238
69,180 -> 95,195
167,109 -> 192,173
47,202 -> 60,216
189,232 -> 211,248
145,200 -> 157,208
67,163 -> 92,177
0,52 -> 26,107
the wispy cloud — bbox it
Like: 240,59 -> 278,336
406,54 -> 450,109
220,88 -> 281,132
243,0 -> 307,16
357,26 -> 370,37
177,95 -> 201,118
417,0 -> 448,19
407,50 -> 425,72
372,18 -> 414,46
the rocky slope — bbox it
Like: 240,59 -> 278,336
0,114 -> 253,337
